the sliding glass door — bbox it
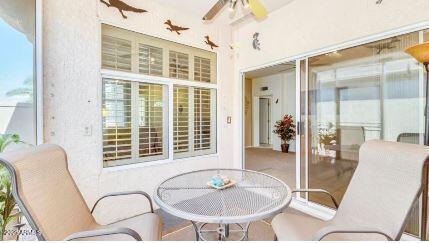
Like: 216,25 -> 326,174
299,29 -> 428,237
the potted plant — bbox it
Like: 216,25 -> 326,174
318,123 -> 337,148
0,134 -> 24,240
273,115 -> 296,153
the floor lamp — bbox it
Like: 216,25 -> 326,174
405,42 -> 429,240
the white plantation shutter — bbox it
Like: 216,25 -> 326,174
102,35 -> 132,71
169,51 -> 189,80
138,83 -> 167,159
194,88 -> 213,151
173,86 -> 190,155
139,44 -> 163,76
102,79 -> 132,164
194,56 -> 211,83
101,24 -> 217,83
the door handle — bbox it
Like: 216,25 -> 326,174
297,121 -> 302,135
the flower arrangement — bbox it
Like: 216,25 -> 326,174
318,123 -> 336,146
273,115 -> 296,153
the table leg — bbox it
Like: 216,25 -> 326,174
193,222 -> 250,241
218,224 -> 226,240
191,221 -> 200,241
244,222 -> 251,241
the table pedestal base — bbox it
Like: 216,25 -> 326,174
191,221 -> 251,241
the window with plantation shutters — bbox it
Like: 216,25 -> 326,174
139,44 -> 163,76
173,86 -> 190,155
194,56 -> 211,83
194,88 -> 212,151
102,35 -> 132,71
101,24 -> 217,83
138,83 -> 166,159
101,24 -> 217,167
169,51 -> 189,80
102,79 -> 132,164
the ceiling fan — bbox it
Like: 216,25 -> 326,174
203,0 -> 268,21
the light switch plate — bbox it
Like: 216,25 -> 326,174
227,116 -> 232,124
84,126 -> 92,136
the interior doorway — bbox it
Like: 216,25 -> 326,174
243,61 -> 297,188
259,97 -> 271,146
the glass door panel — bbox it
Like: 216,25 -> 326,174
306,31 -> 425,231
0,0 -> 37,145
297,59 -> 308,200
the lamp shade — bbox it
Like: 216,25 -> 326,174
405,42 -> 429,64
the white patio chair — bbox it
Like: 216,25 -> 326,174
272,140 -> 429,241
0,144 -> 162,241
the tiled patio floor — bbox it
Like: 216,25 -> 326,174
159,209 -> 276,241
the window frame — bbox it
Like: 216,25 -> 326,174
36,0 -> 43,145
101,68 -> 219,169
100,23 -> 219,169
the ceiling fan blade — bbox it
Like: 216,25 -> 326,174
203,0 -> 228,20
249,0 -> 268,20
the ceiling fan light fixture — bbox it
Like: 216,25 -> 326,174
202,0 -> 268,21
242,0 -> 250,8
229,0 -> 237,12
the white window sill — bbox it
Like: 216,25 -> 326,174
101,153 -> 219,174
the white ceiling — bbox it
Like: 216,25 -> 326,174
154,0 -> 219,20
245,62 -> 296,79
153,0 -> 294,23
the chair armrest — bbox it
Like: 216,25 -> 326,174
91,191 -> 154,214
64,227 -> 142,241
313,226 -> 393,241
292,189 -> 339,208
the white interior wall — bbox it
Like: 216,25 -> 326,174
43,0 -> 234,223
251,71 -> 296,152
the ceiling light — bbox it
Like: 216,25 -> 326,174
229,0 -> 248,13
242,0 -> 250,8
229,0 -> 236,12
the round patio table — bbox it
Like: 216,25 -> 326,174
154,169 -> 292,241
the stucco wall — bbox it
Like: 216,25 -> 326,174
43,0 -> 235,222
231,0 -> 429,168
